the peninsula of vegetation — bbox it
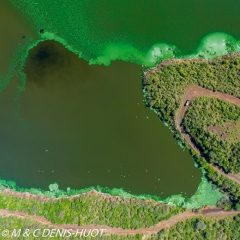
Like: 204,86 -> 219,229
144,52 -> 240,211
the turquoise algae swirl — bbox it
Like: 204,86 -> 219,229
1,0 -> 240,207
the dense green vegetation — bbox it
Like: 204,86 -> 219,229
2,212 -> 240,240
182,97 -> 240,173
0,216 -> 142,240
191,153 -> 240,210
150,214 -> 240,240
0,192 -> 183,229
145,53 -> 240,130
145,53 -> 240,208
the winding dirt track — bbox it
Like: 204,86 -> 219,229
1,189 -> 239,235
0,209 -> 239,236
175,84 -> 240,184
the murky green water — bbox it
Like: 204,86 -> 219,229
0,39 -> 201,197
9,0 -> 240,65
0,0 -> 240,198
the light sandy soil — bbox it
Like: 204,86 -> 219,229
175,84 -> 240,184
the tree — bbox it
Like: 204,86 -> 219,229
235,203 -> 240,210
196,220 -> 206,230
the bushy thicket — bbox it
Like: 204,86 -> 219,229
151,214 -> 240,240
0,192 -> 182,229
191,153 -> 240,210
0,215 -> 142,240
145,53 -> 240,130
183,97 -> 240,173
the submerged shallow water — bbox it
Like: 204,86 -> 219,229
0,0 -> 239,200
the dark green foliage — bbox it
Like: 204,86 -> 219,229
235,203 -> 240,210
182,97 -> 240,173
217,196 -> 231,210
193,155 -> 240,209
154,214 -> 240,240
0,192 -> 183,229
145,53 -> 240,130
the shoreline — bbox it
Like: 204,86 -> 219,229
143,53 -> 240,210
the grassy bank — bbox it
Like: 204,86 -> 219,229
0,190 -> 183,229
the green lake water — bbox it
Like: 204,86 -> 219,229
0,39 -> 201,197
0,0 -> 239,200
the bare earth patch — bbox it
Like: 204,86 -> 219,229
207,119 -> 240,143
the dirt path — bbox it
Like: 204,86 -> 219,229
0,209 -> 239,236
211,165 -> 240,185
175,84 -> 240,184
175,84 -> 240,133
